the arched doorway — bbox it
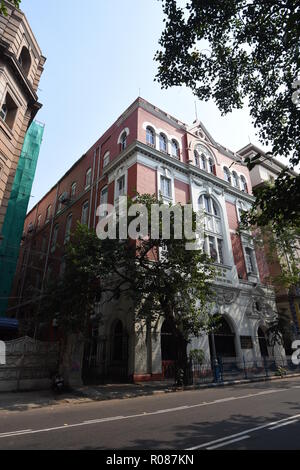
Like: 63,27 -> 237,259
258,327 -> 269,358
209,316 -> 236,360
109,320 -> 128,382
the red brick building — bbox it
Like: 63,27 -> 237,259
10,98 -> 284,382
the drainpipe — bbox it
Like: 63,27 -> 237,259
93,145 -> 102,230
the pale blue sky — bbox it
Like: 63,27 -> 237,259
22,0 -> 265,211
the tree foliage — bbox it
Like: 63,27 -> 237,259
0,1 -> 21,15
39,195 -> 217,379
155,0 -> 300,228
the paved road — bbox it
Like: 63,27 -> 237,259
1,377 -> 300,450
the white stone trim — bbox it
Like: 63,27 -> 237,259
117,127 -> 130,144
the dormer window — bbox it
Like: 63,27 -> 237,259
146,127 -> 155,147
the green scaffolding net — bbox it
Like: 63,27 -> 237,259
0,121 -> 45,317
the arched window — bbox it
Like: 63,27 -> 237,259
224,167 -> 231,184
199,195 -> 224,264
159,133 -> 167,153
120,131 -> 127,151
208,157 -> 215,174
171,139 -> 179,159
194,144 -> 215,174
240,175 -> 248,193
146,127 -> 155,147
18,47 -> 32,76
200,154 -> 207,171
232,171 -> 239,188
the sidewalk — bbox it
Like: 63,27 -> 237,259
1,372 -> 300,413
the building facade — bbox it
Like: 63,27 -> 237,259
0,0 -> 45,233
10,98 -> 284,381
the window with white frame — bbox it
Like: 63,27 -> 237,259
199,195 -> 224,264
64,213 -> 72,244
85,168 -> 92,188
103,152 -> 110,168
146,127 -> 155,147
224,167 -> 231,184
120,132 -> 127,151
208,157 -> 215,174
232,171 -> 239,188
240,175 -> 248,193
194,144 -> 215,174
51,225 -> 59,253
160,175 -> 172,199
81,201 -> 89,225
159,133 -> 167,153
116,175 -> 126,198
171,140 -> 179,159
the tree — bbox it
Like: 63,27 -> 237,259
0,1 -> 21,15
155,0 -> 300,229
40,195 -> 217,385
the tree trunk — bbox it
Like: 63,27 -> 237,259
59,333 -> 84,389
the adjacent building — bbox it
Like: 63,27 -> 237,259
10,98 -> 284,382
0,0 -> 45,233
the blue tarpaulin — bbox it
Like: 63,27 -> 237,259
0,318 -> 18,329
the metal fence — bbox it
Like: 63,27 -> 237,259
163,356 -> 300,386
